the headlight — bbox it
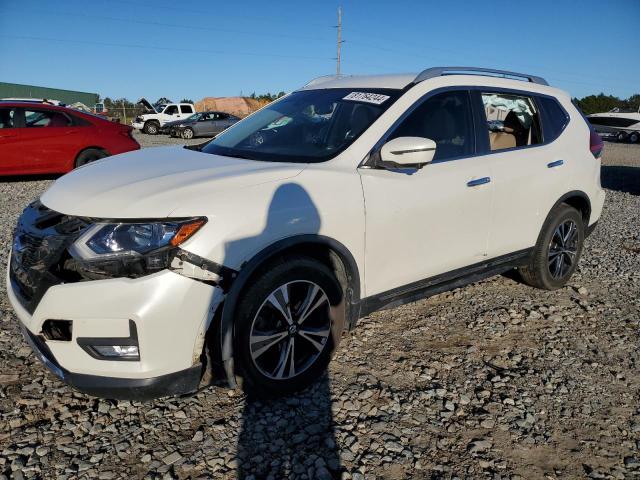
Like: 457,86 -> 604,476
68,218 -> 205,278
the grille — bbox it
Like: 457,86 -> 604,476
10,201 -> 89,313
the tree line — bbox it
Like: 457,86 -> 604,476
572,93 -> 640,115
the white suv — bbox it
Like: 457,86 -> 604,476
7,67 -> 605,400
131,98 -> 196,135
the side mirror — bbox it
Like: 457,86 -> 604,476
380,137 -> 436,168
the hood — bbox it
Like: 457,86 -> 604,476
40,147 -> 305,218
137,97 -> 158,113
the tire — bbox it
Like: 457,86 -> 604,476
519,204 -> 584,290
143,121 -> 159,135
629,132 -> 639,143
181,127 -> 194,140
75,148 -> 108,168
616,131 -> 627,142
234,256 -> 345,397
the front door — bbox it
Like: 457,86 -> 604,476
360,90 -> 494,297
0,107 -> 23,175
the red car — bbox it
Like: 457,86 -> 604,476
0,101 -> 140,176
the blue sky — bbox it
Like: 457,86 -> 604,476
1,0 -> 639,102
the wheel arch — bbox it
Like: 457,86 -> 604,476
552,190 -> 591,227
216,234 -> 361,387
73,146 -> 110,168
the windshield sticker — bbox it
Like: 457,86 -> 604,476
343,92 -> 390,105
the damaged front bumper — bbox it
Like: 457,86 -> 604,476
6,201 -> 232,400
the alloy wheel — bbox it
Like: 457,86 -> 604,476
182,128 -> 194,139
548,220 -> 578,279
249,280 -> 331,380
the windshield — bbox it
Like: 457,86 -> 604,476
201,88 -> 401,162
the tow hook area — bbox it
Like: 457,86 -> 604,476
170,249 -> 237,291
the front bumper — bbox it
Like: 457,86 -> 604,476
18,321 -> 202,400
7,259 -> 224,400
131,121 -> 144,130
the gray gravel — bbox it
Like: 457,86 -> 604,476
0,133 -> 639,479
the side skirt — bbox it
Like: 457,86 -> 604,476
359,248 -> 533,318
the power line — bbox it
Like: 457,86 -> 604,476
0,34 -> 333,61
35,10 -> 332,43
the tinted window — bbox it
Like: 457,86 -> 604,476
218,113 -> 229,120
23,109 -> 71,128
181,105 -> 193,114
482,92 -> 542,151
538,96 -> 569,142
164,105 -> 178,115
389,90 -> 474,161
0,108 -> 17,128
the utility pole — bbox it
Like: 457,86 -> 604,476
336,6 -> 342,76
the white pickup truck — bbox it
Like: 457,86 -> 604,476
132,98 -> 196,135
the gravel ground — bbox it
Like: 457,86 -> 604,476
0,133 -> 639,479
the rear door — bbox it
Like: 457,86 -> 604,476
178,104 -> 194,121
476,89 -> 570,258
0,106 -> 23,175
18,107 -> 86,174
195,112 -> 217,136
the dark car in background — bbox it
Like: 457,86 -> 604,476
0,101 -> 140,176
165,111 -> 240,139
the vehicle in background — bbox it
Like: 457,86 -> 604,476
131,98 -> 196,135
164,111 -> 241,139
1,98 -> 64,106
587,108 -> 640,143
0,101 -> 139,176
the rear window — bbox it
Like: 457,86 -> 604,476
538,96 -> 569,142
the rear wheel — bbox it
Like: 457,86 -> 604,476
519,204 -> 584,290
629,132 -> 639,143
616,131 -> 627,142
75,148 -> 108,168
143,121 -> 159,135
181,127 -> 194,139
234,256 -> 345,397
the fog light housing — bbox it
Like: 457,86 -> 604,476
91,345 -> 139,359
77,320 -> 140,361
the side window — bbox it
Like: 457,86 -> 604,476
0,108 -> 17,128
389,90 -> 474,161
24,109 -> 71,128
482,92 -> 542,150
180,105 -> 193,114
218,113 -> 229,120
164,105 -> 178,115
538,96 -> 569,142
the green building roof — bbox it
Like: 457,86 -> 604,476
0,82 -> 99,107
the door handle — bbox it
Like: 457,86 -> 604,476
547,160 -> 564,168
467,177 -> 491,187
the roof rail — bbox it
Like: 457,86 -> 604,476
414,67 -> 548,86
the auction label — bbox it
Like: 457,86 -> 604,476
343,92 -> 390,105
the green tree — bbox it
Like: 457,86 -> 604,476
180,98 -> 194,104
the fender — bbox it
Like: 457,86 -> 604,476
218,234 -> 361,387
548,190 -> 591,225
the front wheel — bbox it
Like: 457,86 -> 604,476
519,204 -> 584,290
143,121 -> 159,135
234,256 -> 345,397
181,127 -> 194,139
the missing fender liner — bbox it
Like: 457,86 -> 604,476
171,249 -> 238,291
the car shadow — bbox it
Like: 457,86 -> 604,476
600,165 -> 640,195
214,182 -> 342,478
0,174 -> 61,183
